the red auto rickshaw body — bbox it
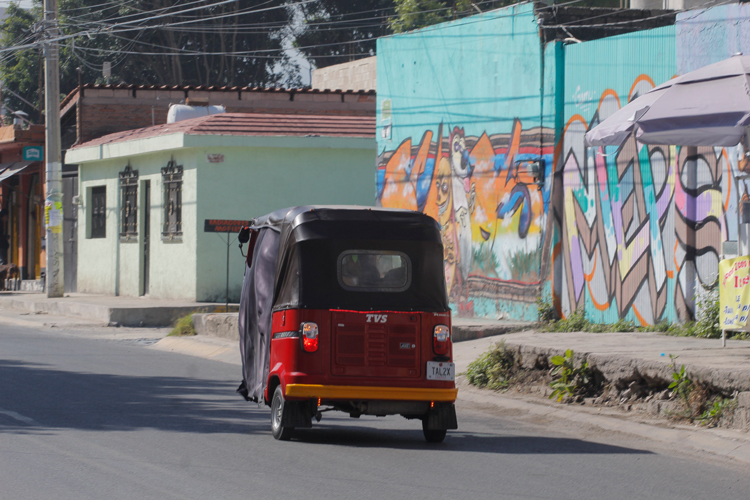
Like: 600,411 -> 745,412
266,308 -> 456,402
237,206 -> 458,442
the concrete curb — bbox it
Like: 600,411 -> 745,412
451,322 -> 533,342
0,295 -> 218,327
192,313 -> 238,340
0,295 -> 112,323
504,342 -> 750,394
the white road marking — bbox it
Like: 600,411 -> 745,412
0,408 -> 40,426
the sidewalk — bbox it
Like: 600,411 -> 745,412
0,291 -> 226,327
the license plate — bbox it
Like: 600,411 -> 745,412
426,361 -> 455,381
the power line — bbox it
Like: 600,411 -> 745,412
0,0 -> 685,72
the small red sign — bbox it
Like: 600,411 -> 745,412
204,219 -> 250,233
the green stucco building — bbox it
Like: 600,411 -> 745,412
66,112 -> 376,302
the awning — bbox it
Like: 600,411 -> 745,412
0,161 -> 36,182
0,162 -> 13,176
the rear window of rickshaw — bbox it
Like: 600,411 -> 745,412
337,251 -> 411,292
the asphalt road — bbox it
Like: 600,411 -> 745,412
1,323 -> 749,500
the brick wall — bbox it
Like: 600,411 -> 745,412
0,124 -> 44,144
72,87 -> 376,144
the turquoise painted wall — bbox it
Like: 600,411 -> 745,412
377,4 -> 550,147
555,25 -> 679,325
557,19 -> 746,326
375,4 -> 750,325
375,4 -> 558,320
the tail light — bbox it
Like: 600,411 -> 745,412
433,325 -> 450,355
301,322 -> 319,352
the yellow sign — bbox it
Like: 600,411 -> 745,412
719,256 -> 750,331
44,201 -> 63,234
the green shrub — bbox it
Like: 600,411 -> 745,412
536,295 -> 557,323
666,282 -> 722,339
610,318 -> 639,332
549,349 -> 593,402
546,309 -> 589,332
698,398 -> 736,427
466,341 -> 518,390
539,306 -> 681,334
668,354 -> 692,405
649,320 -> 672,333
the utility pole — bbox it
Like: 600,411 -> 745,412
44,0 -> 64,297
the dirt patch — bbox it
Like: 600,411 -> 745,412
465,341 -> 744,430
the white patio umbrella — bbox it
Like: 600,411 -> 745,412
586,54 -> 750,147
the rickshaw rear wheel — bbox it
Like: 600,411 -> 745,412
271,385 -> 294,440
422,419 -> 447,443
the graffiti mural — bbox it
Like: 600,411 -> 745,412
554,75 -> 747,324
377,121 -> 553,318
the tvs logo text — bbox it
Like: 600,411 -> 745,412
366,314 -> 388,323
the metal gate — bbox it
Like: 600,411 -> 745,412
62,173 -> 78,293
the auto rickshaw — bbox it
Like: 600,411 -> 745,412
236,206 -> 458,442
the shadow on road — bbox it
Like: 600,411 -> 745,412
0,359 -> 266,435
0,358 -> 653,456
291,425 -> 654,455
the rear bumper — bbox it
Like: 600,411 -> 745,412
285,384 -> 458,402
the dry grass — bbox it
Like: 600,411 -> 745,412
168,314 -> 196,337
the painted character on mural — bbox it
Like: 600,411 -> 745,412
449,127 -> 475,295
436,156 -> 459,294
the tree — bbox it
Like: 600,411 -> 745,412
389,1 -> 523,33
0,0 -> 299,123
0,3 -> 44,122
59,0 -> 296,88
388,0 -> 624,34
295,0 -> 395,69
390,0 -> 456,33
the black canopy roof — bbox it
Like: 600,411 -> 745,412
250,205 -> 441,239
250,206 -> 449,312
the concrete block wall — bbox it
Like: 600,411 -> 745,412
311,57 -> 377,91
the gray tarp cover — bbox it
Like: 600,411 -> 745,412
237,228 -> 279,403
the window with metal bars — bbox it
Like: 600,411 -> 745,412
161,160 -> 182,240
119,165 -> 138,239
91,186 -> 106,238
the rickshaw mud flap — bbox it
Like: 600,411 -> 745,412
285,384 -> 458,402
280,399 -> 314,428
426,403 -> 458,431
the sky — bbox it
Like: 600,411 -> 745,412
3,0 -> 32,7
